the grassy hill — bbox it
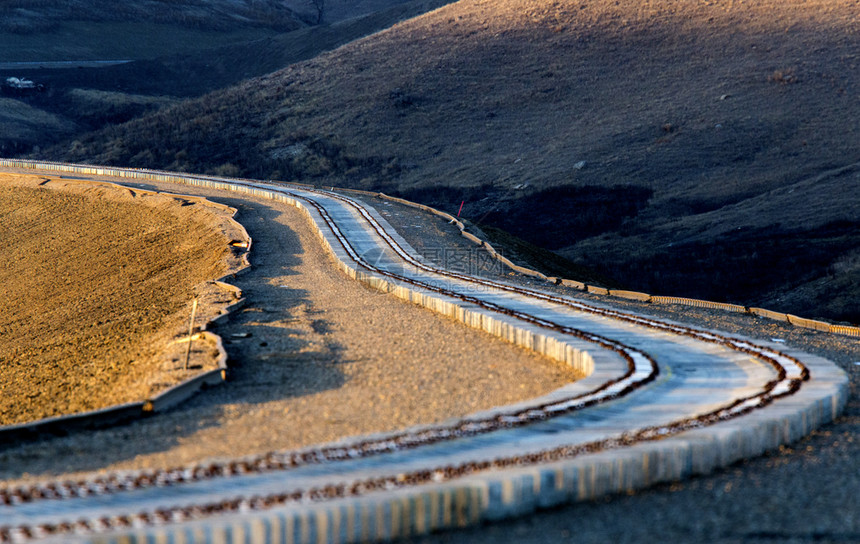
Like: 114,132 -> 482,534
0,0 -> 455,156
0,0 -> 298,154
41,0 -> 860,322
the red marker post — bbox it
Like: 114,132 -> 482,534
457,200 -> 464,217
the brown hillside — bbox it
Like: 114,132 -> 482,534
44,0 -> 860,322
0,0 -> 456,156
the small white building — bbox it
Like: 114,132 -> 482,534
5,77 -> 36,89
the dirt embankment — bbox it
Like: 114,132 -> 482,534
0,173 -> 246,426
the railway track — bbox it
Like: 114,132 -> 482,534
0,163 -> 848,544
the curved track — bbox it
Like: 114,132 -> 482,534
0,166 -> 848,544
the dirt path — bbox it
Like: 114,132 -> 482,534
0,177 -> 581,483
0,174 -> 245,426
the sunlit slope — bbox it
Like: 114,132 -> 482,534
45,0 -> 860,321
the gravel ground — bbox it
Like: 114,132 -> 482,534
0,179 -> 580,485
351,191 -> 860,544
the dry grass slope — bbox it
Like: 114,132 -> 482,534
0,175 -> 232,426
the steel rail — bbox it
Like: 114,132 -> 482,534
0,185 -> 660,508
0,171 -> 814,543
